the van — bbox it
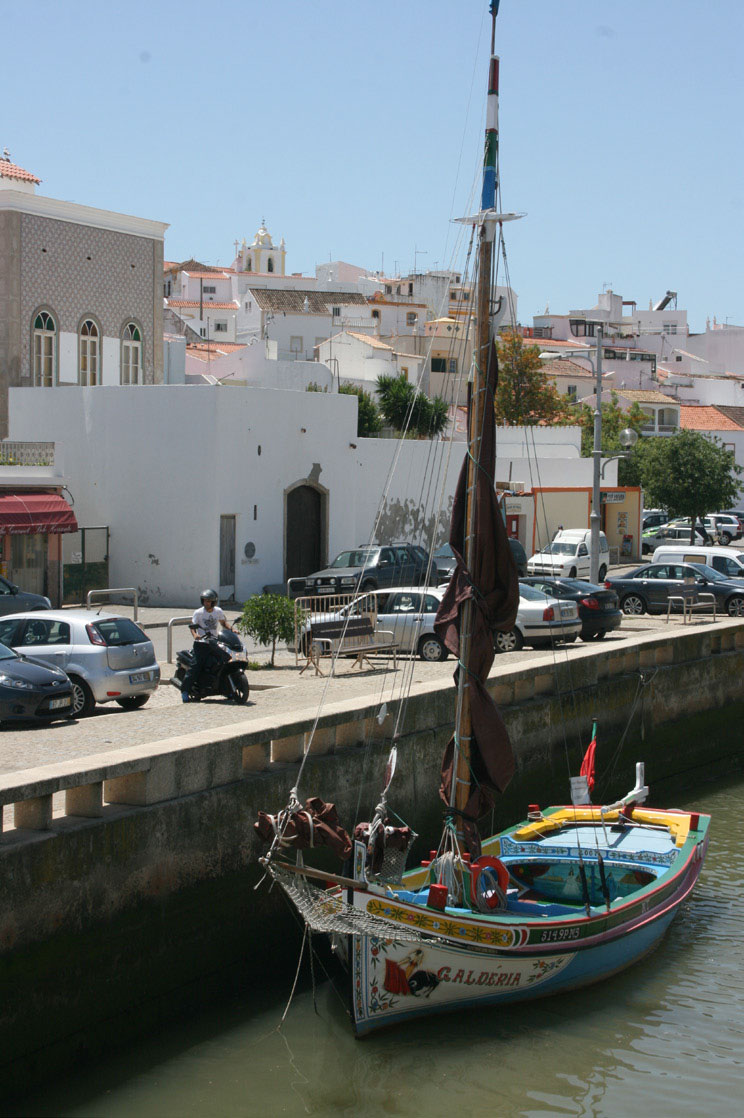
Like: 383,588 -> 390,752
526,529 -> 610,581
651,544 -> 744,579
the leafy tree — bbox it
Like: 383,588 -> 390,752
376,373 -> 448,437
494,331 -> 571,425
635,430 -> 742,539
338,383 -> 382,437
235,593 -> 298,667
570,393 -> 647,459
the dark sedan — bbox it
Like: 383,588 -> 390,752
0,576 -> 51,616
606,562 -> 744,617
0,641 -> 73,724
434,538 -> 528,581
520,576 -> 622,641
300,543 -> 430,597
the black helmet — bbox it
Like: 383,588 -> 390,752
200,588 -> 219,604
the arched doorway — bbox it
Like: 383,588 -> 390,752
285,484 -> 326,582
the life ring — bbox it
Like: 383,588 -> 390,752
470,855 -> 510,912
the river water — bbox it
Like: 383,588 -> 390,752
16,774 -> 744,1118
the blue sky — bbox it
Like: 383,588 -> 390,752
5,0 -> 742,332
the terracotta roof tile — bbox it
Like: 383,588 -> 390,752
617,389 -> 679,405
345,331 -> 393,350
541,358 -> 594,377
248,288 -> 368,314
186,342 -> 246,363
680,405 -> 744,431
0,159 -> 40,184
183,270 -> 230,280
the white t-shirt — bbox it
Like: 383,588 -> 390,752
191,605 -> 226,638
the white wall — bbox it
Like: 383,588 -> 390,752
9,387 -> 603,606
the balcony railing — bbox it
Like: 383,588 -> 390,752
0,441 -> 55,466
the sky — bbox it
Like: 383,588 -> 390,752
5,0 -> 743,333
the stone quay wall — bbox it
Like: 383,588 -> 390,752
1,620 -> 743,1098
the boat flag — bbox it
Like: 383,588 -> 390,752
580,721 -> 598,793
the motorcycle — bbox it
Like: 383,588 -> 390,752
171,629 -> 250,704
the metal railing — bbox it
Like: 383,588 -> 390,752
0,440 -> 55,466
86,587 -> 138,621
290,589 -> 373,666
166,617 -> 194,663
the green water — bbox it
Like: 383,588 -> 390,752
13,775 -> 744,1118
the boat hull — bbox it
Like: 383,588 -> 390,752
349,905 -> 678,1035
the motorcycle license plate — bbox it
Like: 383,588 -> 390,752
129,671 -> 152,684
50,697 -> 71,710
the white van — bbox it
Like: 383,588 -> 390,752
651,544 -> 744,579
526,529 -> 611,581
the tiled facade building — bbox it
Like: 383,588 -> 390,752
0,156 -> 167,435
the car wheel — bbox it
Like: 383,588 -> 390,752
727,596 -> 744,617
569,567 -> 577,578
68,675 -> 95,717
621,594 -> 645,615
494,628 -> 524,653
598,565 -> 607,581
721,532 -> 732,546
361,579 -> 377,592
116,695 -> 150,710
593,630 -> 607,640
418,634 -> 447,662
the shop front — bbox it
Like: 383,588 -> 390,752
0,491 -> 78,606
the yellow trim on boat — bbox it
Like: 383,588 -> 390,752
511,806 -> 691,848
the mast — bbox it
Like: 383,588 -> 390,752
451,2 -> 501,838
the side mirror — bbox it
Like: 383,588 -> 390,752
10,584 -> 18,594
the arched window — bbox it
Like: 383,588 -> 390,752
32,311 -> 56,386
121,323 -> 142,384
79,318 -> 99,385
267,257 -> 274,273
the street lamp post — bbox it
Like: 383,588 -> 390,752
590,327 -> 604,583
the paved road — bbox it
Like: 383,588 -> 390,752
0,611 -> 685,777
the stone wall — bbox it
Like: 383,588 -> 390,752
1,621 -> 743,1099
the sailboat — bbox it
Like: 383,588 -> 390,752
255,0 -> 710,1036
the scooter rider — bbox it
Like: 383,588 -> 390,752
181,589 -> 234,702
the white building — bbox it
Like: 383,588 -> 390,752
8,386 -> 608,605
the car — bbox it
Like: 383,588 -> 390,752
0,640 -> 73,724
643,523 -> 707,550
494,582 -> 581,652
668,514 -> 742,545
299,543 -> 430,597
433,538 -> 527,582
302,581 -> 581,659
650,544 -> 744,578
520,576 -> 622,642
605,562 -> 744,617
642,510 -> 669,531
0,610 -> 160,717
0,576 -> 51,616
526,529 -> 610,581
641,524 -> 672,555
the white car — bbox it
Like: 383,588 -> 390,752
0,610 -> 160,717
303,583 -> 580,660
494,582 -> 581,653
526,529 -> 610,581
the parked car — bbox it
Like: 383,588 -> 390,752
433,538 -> 527,582
494,582 -> 581,652
0,640 -> 73,724
303,586 -> 447,661
0,576 -> 51,616
669,514 -> 743,545
642,509 -> 669,531
526,529 -> 611,581
651,544 -> 744,579
643,523 -> 707,550
0,611 -> 160,717
666,516 -> 724,542
520,576 -> 622,642
606,562 -> 744,617
299,544 -> 430,596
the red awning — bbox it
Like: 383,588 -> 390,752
0,493 -> 78,535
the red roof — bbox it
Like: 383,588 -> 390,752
0,159 -> 41,185
679,405 -> 744,431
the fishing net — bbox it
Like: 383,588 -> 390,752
268,862 -> 441,945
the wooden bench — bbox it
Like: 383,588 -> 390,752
300,616 -> 398,676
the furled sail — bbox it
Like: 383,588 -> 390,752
434,339 -> 519,835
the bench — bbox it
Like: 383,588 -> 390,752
665,589 -> 717,624
300,616 -> 398,676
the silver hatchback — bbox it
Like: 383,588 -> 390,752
0,610 -> 160,717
